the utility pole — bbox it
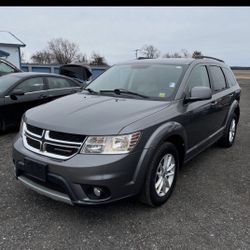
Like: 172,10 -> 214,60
134,49 -> 140,59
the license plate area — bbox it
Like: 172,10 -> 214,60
20,158 -> 47,182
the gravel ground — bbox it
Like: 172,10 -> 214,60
0,80 -> 249,250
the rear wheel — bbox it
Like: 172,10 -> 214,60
139,142 -> 179,207
219,113 -> 238,147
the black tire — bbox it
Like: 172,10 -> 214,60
219,113 -> 238,148
139,142 -> 179,207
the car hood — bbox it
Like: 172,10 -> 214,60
25,93 -> 170,135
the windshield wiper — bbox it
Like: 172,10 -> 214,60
85,88 -> 99,94
100,88 -> 149,99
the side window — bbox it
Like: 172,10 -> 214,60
14,77 -> 44,93
187,66 -> 210,94
47,77 -> 78,89
223,68 -> 237,87
0,62 -> 15,73
210,66 -> 227,91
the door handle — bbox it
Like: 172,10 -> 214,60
211,101 -> 218,106
40,94 -> 48,99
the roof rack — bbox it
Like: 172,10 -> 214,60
194,56 -> 224,63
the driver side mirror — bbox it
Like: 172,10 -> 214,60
184,86 -> 212,104
10,90 -> 25,100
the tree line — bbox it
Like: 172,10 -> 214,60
138,45 -> 202,60
22,38 -> 203,66
27,38 -> 108,66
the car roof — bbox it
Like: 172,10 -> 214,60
6,72 -> 68,78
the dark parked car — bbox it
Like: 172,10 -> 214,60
0,72 -> 83,131
13,57 -> 241,207
0,58 -> 21,76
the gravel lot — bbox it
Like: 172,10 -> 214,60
0,80 -> 249,250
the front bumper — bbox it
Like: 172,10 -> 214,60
13,136 -> 151,205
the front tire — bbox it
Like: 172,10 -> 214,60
139,142 -> 179,207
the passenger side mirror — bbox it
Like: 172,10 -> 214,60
10,90 -> 25,100
184,86 -> 212,103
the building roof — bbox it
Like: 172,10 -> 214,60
0,31 -> 25,47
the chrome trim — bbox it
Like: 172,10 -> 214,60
44,141 -> 80,149
23,135 -> 42,155
45,130 -> 82,146
25,133 -> 42,149
22,122 -> 85,160
18,176 -> 73,205
24,122 -> 44,139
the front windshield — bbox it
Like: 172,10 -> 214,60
87,63 -> 186,100
0,74 -> 21,93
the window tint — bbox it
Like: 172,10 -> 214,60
0,62 -> 15,73
15,77 -> 44,93
223,68 -> 237,87
210,66 -> 226,91
187,66 -> 210,94
47,77 -> 78,89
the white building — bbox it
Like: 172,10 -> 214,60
0,31 -> 25,69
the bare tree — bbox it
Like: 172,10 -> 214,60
192,50 -> 203,58
181,49 -> 190,58
31,49 -> 53,64
90,52 -> 108,66
141,45 -> 160,59
48,38 -> 80,64
163,49 -> 191,58
31,38 -> 84,64
163,52 -> 182,58
75,53 -> 88,64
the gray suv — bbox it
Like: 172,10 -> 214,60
12,57 -> 241,207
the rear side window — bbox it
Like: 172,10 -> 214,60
47,77 -> 78,89
223,68 -> 237,87
15,77 -> 45,93
187,66 -> 210,94
209,66 -> 227,91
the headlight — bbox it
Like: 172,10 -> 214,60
80,132 -> 141,154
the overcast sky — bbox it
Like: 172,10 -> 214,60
1,7 -> 250,66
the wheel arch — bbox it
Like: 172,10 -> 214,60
224,100 -> 240,126
144,121 -> 187,159
132,121 -> 187,193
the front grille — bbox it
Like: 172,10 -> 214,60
23,123 -> 85,160
26,137 -> 40,150
26,124 -> 43,136
49,131 -> 85,143
45,144 -> 79,157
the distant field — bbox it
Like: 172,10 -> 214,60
233,70 -> 250,79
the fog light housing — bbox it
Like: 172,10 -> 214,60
81,185 -> 111,200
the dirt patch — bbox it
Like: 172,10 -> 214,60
233,70 -> 250,80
